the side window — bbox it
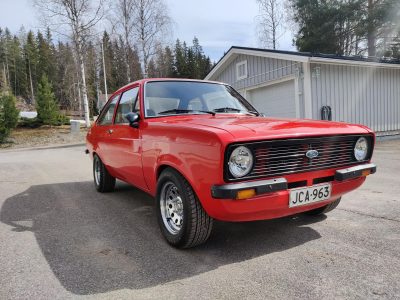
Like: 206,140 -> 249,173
98,95 -> 119,125
115,87 -> 139,124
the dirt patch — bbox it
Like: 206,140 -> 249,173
0,125 -> 87,150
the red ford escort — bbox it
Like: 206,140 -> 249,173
86,79 -> 376,248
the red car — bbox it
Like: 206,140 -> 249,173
86,79 -> 376,248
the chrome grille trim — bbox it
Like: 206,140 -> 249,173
224,135 -> 373,182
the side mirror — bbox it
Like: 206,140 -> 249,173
125,112 -> 140,128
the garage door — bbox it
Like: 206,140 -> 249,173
247,80 -> 297,118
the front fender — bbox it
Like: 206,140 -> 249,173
143,141 -> 224,197
155,155 -> 197,195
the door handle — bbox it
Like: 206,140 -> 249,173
108,129 -> 113,134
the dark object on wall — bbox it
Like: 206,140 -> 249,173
321,106 -> 332,121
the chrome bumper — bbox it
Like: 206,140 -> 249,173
335,163 -> 377,181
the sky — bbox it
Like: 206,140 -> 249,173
0,0 -> 295,62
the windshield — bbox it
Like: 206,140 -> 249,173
144,81 -> 258,117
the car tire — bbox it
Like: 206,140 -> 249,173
304,197 -> 341,216
93,154 -> 116,193
156,168 -> 213,248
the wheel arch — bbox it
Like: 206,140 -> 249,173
156,164 -> 193,187
155,163 -> 198,198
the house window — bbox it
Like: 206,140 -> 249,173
236,60 -> 248,80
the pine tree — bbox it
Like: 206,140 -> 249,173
24,30 -> 38,104
36,74 -> 59,125
186,47 -> 195,79
37,30 -> 56,86
289,0 -> 400,56
128,45 -> 142,81
0,92 -> 19,143
113,38 -> 128,87
147,58 -> 157,77
100,31 -> 117,93
85,41 -> 99,117
0,61 -> 8,92
163,46 -> 175,77
192,37 -> 203,78
8,35 -> 28,97
55,41 -> 76,111
174,39 -> 187,78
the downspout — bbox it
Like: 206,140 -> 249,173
302,59 -> 313,119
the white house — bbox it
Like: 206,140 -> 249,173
205,46 -> 400,136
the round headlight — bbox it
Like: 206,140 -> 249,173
228,146 -> 254,178
354,137 -> 368,161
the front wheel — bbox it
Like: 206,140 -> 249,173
304,197 -> 341,216
156,168 -> 213,248
93,154 -> 116,193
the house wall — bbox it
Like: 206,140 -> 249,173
214,54 -> 306,117
214,54 -> 298,90
311,63 -> 400,133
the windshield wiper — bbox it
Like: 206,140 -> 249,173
213,107 -> 259,116
158,109 -> 215,116
247,110 -> 260,116
213,107 -> 242,113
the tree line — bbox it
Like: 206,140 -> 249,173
0,27 -> 213,116
0,0 -> 214,128
257,0 -> 400,58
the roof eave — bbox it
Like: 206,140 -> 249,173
310,57 -> 400,69
205,46 -> 400,81
205,47 -> 309,81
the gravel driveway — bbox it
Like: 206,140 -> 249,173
0,140 -> 399,299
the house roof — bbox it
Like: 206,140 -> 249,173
205,46 -> 400,80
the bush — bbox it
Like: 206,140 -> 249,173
53,114 -> 70,126
36,75 -> 60,126
0,93 -> 20,143
18,114 -> 70,128
18,117 -> 43,128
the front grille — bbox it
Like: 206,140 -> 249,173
225,135 -> 373,181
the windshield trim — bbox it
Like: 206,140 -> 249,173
143,80 -> 259,119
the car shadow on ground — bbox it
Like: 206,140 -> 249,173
1,181 -> 326,295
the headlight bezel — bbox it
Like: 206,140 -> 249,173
354,136 -> 369,161
227,146 -> 254,178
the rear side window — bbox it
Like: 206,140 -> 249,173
115,87 -> 139,124
98,95 -> 119,125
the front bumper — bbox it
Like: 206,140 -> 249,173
335,163 -> 376,181
211,178 -> 288,199
212,163 -> 376,199
206,163 -> 376,222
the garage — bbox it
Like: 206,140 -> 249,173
247,79 -> 297,118
205,46 -> 400,137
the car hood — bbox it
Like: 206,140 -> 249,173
178,115 -> 371,141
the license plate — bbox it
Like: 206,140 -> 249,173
289,183 -> 331,208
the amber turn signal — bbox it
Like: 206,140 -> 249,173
236,189 -> 256,200
361,169 -> 371,177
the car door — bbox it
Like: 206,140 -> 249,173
107,85 -> 148,191
93,94 -> 120,171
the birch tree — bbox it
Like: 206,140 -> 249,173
111,0 -> 136,82
131,0 -> 171,76
256,0 -> 285,50
34,0 -> 104,127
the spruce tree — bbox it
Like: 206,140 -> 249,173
36,74 -> 59,125
0,91 -> 19,143
24,30 -> 38,104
